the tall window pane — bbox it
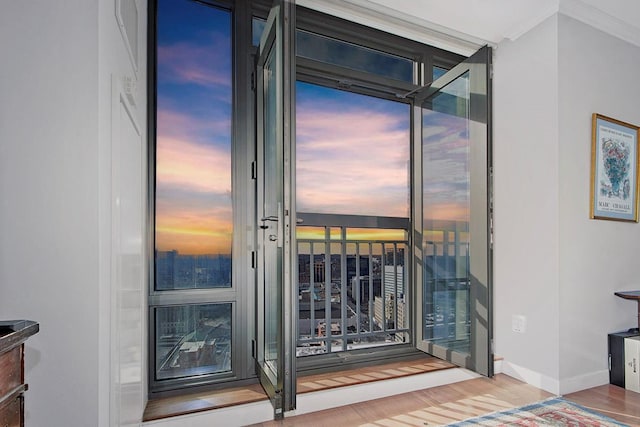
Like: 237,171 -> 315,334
155,303 -> 232,380
297,30 -> 414,83
422,73 -> 471,348
155,1 -> 232,290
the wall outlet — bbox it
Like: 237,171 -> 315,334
512,315 -> 526,333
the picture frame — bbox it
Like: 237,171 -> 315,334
590,113 -> 640,222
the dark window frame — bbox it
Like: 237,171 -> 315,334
147,0 -> 465,397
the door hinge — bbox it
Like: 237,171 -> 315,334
251,250 -> 256,268
490,218 -> 494,250
252,339 -> 256,358
489,165 -> 494,250
251,160 -> 257,180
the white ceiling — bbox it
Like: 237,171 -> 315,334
361,0 -> 640,44
364,0 -> 559,43
298,0 -> 640,54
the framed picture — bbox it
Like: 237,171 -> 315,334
590,113 -> 640,222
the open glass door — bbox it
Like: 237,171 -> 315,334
255,0 -> 296,419
414,46 -> 493,376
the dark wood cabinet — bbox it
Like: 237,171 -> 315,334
0,321 -> 38,427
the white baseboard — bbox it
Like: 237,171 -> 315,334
559,369 -> 609,395
499,360 -> 609,396
500,361 -> 560,395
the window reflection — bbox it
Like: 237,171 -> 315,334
253,18 -> 415,83
422,72 -> 471,350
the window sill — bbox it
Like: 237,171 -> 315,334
143,383 -> 268,422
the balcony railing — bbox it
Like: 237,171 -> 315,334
296,212 -> 410,357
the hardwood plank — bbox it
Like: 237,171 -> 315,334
252,375 -> 638,426
252,374 -> 553,426
564,384 -> 640,426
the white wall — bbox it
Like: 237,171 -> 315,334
557,14 -> 640,393
0,1 -> 146,426
493,12 -> 640,395
493,15 -> 562,393
0,2 -> 100,425
99,0 -> 148,425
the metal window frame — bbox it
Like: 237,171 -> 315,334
147,0 -> 467,395
147,0 -> 258,396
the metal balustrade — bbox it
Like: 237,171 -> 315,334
295,212 -> 410,356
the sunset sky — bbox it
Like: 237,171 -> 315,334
155,1 -> 233,255
296,82 -> 410,218
155,1 -> 470,256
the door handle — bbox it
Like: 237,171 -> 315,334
260,215 -> 278,229
260,203 -> 283,247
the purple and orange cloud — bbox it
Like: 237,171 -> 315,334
158,38 -> 231,90
155,107 -> 232,255
296,106 -> 410,218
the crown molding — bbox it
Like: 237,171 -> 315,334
296,0 -> 487,57
559,0 -> 640,48
296,0 -> 640,53
502,3 -> 559,41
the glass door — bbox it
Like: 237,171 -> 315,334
414,46 -> 493,376
255,0 -> 296,418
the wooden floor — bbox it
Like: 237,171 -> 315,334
143,355 -> 454,421
252,375 -> 640,426
252,374 -> 553,426
565,383 -> 640,426
144,356 -> 640,425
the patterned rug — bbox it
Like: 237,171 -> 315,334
446,397 -> 628,426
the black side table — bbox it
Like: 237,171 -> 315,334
615,290 -> 640,332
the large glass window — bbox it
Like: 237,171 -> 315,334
151,0 -> 235,393
149,0 -> 467,395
